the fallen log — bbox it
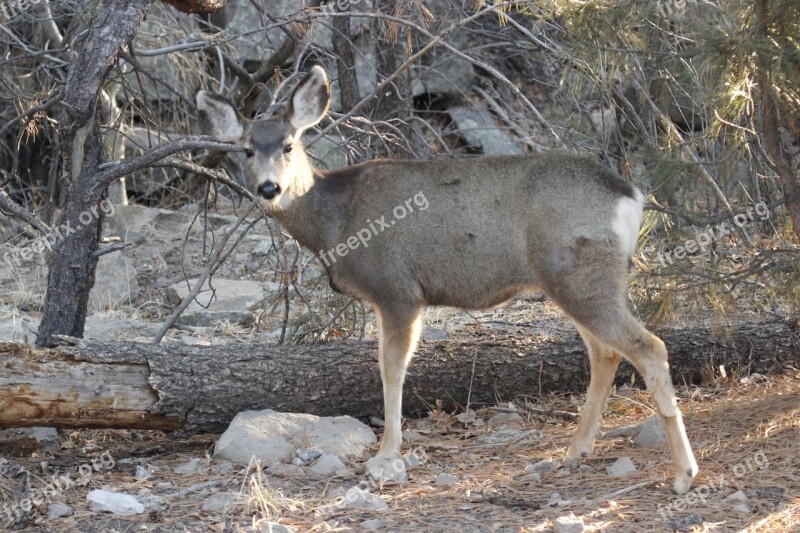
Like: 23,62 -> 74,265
0,317 -> 797,433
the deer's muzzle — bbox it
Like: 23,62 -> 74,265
258,181 -> 281,200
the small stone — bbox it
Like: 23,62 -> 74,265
474,429 -> 538,445
518,472 -> 542,483
671,514 -> 703,531
724,490 -> 749,504
291,457 -> 304,466
155,482 -> 173,491
606,456 -> 637,477
402,430 -> 424,441
487,412 -> 524,428
267,463 -> 304,477
216,462 -> 234,476
26,427 -> 60,443
578,464 -> 592,472
422,327 -> 448,341
310,454 -> 347,476
633,419 -> 665,448
733,503 -> 751,514
553,512 -> 585,533
134,465 -> 152,480
174,457 -> 208,475
360,519 -> 384,531
87,489 -> 145,516
295,448 -> 324,462
136,491 -> 164,512
366,455 -> 407,483
403,449 -> 424,467
328,487 -> 346,498
555,467 -> 573,478
47,503 -> 72,518
548,492 -> 565,506
257,523 -> 295,533
525,459 -> 555,474
435,473 -> 458,486
341,487 -> 388,511
202,492 -> 239,513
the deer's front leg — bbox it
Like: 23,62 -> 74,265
366,306 -> 422,482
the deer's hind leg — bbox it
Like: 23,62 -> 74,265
565,325 -> 622,464
537,239 -> 697,494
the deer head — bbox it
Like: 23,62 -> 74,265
196,66 -> 331,210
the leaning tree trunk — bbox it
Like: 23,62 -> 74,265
5,317 -> 798,433
36,0 -> 149,347
36,0 -> 231,347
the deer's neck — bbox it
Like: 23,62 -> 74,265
269,164 -> 353,257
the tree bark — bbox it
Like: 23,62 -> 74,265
36,0 -> 148,347
3,317 -> 798,433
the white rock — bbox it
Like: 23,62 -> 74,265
553,512 -> 585,533
606,456 -> 637,477
525,459 -> 555,473
341,487 -> 388,511
435,473 -> 458,486
173,457 -> 208,475
310,454 -> 347,476
733,503 -> 751,514
47,502 -> 72,518
87,489 -> 145,516
215,409 -> 376,466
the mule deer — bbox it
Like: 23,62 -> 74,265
197,66 -> 698,494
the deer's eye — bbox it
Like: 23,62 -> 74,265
244,148 -> 254,158
283,144 -> 293,154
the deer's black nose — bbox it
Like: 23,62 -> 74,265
258,181 -> 281,200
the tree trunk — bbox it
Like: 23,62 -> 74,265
756,0 -> 800,238
36,0 -> 148,347
3,317 -> 798,433
332,7 -> 360,113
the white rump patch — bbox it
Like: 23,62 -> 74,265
612,189 -> 644,257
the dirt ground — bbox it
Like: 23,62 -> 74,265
0,367 -> 797,533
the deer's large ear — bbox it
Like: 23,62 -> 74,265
196,91 -> 244,142
287,66 -> 330,132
